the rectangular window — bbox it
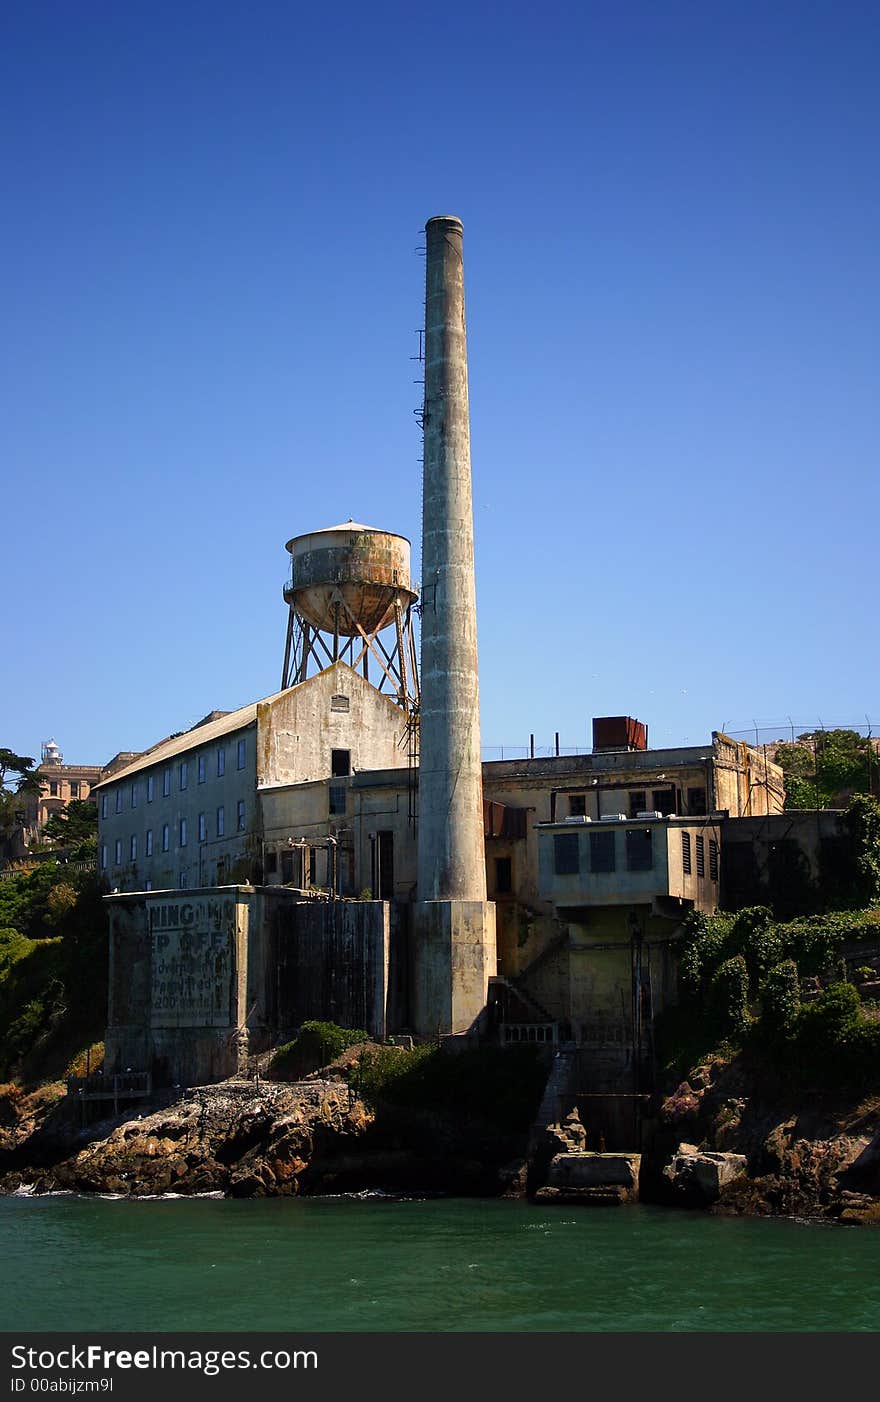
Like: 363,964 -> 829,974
217,747 -> 225,777
131,782 -> 137,809
589,830 -> 616,872
162,823 -> 170,852
114,839 -> 122,865
237,738 -> 246,770
628,791 -> 647,819
179,872 -> 187,889
70,781 -> 79,799
553,832 -> 579,875
198,754 -> 206,784
331,748 -> 351,778
568,794 -> 587,817
179,761 -> 188,791
687,786 -> 706,815
179,818 -> 187,847
652,788 -> 676,816
709,839 -> 719,882
147,775 -> 154,803
682,831 -> 692,875
626,827 -> 654,872
146,829 -> 153,857
144,880 -> 152,892
265,850 -> 278,875
236,799 -> 246,832
130,834 -> 137,861
696,835 -> 705,878
198,812 -> 207,842
100,844 -> 107,871
101,794 -> 108,819
163,769 -> 171,797
495,856 -> 512,893
217,805 -> 225,837
50,781 -> 59,797
329,784 -> 346,815
115,789 -> 123,813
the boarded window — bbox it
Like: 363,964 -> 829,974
696,835 -> 705,877
682,831 -> 692,875
628,791 -> 646,818
709,839 -> 719,881
589,830 -> 616,872
553,832 -> 579,875
626,827 -> 653,871
330,694 -> 350,713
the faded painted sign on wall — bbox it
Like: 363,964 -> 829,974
149,898 -> 235,1028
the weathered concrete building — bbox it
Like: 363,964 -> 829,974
95,214 -> 787,1095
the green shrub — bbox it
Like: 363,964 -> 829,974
269,1021 -> 369,1079
711,955 -> 751,1038
760,959 -> 800,1037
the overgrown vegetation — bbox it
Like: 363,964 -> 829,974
352,1042 -> 547,1133
268,1021 -> 370,1079
775,729 -> 879,810
659,901 -> 880,1090
0,864 -> 108,1085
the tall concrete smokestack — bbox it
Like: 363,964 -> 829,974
412,214 -> 495,1037
417,214 -> 486,903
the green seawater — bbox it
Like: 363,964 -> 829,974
2,1194 -> 878,1332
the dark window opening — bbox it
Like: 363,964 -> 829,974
687,786 -> 707,815
553,832 -> 579,875
372,831 -> 394,900
329,784 -> 346,815
589,830 -> 616,873
265,850 -> 278,875
494,856 -> 512,893
652,788 -> 676,816
628,791 -> 646,818
696,835 -> 705,877
626,827 -> 654,871
331,749 -> 351,777
682,831 -> 692,875
569,794 -> 587,817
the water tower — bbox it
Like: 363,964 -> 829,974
281,520 -> 420,713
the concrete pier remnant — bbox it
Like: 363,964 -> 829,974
413,214 -> 496,1036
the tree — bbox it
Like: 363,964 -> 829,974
0,749 -> 42,859
42,799 -> 98,849
775,730 -> 876,810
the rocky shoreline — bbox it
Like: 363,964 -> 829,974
2,1057 -> 879,1223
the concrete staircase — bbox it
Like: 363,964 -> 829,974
528,1043 -> 577,1153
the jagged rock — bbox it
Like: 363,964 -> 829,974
3,1080 -> 372,1199
497,1158 -> 528,1198
662,1145 -> 747,1204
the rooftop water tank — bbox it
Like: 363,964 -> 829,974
283,521 -> 417,637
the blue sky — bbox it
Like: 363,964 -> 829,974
2,0 -> 878,768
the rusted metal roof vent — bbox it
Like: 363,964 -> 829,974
592,716 -> 648,753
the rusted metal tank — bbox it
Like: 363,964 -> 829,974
283,521 -> 417,636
